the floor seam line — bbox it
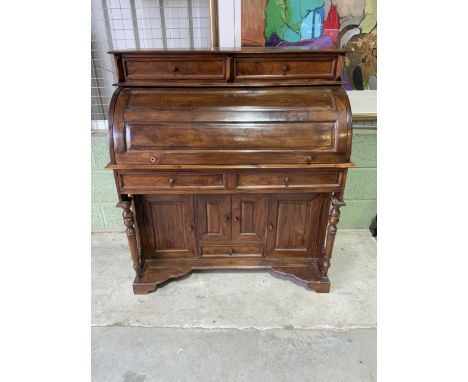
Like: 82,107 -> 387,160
91,325 -> 376,331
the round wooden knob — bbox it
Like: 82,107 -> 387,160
282,64 -> 289,72
171,66 -> 179,72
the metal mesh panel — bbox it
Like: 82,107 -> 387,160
91,0 -> 212,130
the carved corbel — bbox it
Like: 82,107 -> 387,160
117,199 -> 142,280
320,196 -> 346,279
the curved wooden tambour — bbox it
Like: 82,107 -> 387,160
107,48 -> 352,294
109,86 -> 351,166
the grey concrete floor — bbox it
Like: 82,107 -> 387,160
92,229 -> 376,382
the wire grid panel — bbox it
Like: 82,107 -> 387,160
91,0 -> 212,130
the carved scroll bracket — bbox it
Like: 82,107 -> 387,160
320,195 -> 346,279
117,199 -> 142,280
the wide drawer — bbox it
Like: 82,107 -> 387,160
122,57 -> 226,81
236,171 -> 341,190
200,245 -> 263,258
119,172 -> 226,192
234,56 -> 338,80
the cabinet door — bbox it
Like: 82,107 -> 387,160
266,193 -> 324,257
232,194 -> 267,242
140,195 -> 196,258
195,195 -> 232,241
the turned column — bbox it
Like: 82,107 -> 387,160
321,195 -> 345,279
117,199 -> 141,280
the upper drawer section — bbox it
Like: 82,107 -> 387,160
122,56 -> 226,82
234,56 -> 338,82
111,49 -> 345,86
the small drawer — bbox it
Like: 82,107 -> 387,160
236,171 -> 341,190
234,57 -> 337,80
200,245 -> 263,258
119,172 -> 226,192
123,58 -> 226,80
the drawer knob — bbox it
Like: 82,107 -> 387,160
268,223 -> 274,231
234,216 -> 239,222
188,225 -> 193,231
169,178 -> 176,186
228,248 -> 234,256
282,64 -> 289,72
223,215 -> 231,222
284,177 -> 290,186
171,66 -> 179,73
150,156 -> 157,163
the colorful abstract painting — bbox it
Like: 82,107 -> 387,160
241,0 -> 377,90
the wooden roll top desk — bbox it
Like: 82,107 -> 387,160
107,48 -> 353,294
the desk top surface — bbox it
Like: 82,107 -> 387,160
109,47 -> 347,55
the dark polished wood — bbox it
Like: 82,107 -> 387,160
110,47 -> 347,87
108,48 -> 352,294
266,193 -> 324,258
137,194 -> 197,258
320,195 -> 346,278
116,199 -> 142,280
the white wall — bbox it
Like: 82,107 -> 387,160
218,0 -> 241,48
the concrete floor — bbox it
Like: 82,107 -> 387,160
92,229 -> 376,382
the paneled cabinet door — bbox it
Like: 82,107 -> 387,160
195,195 -> 232,241
139,195 -> 197,258
266,193 -> 324,257
232,194 -> 267,242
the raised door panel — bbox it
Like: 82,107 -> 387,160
139,195 -> 196,258
231,194 -> 267,242
266,193 -> 324,257
195,195 -> 231,242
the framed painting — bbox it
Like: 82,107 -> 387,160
241,0 -> 377,91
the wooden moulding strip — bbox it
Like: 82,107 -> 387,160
105,163 -> 357,170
